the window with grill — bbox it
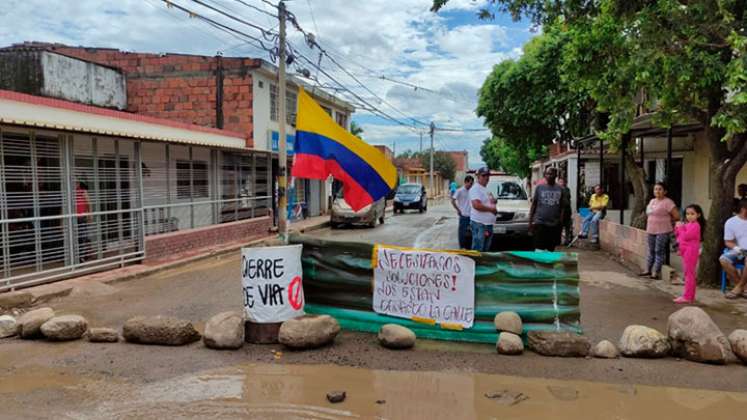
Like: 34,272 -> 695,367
270,84 -> 297,125
335,112 -> 348,129
176,160 -> 208,199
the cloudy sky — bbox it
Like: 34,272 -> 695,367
0,0 -> 533,168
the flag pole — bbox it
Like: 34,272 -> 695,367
277,0 -> 289,244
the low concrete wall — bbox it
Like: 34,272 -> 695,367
591,218 -> 682,273
145,217 -> 272,261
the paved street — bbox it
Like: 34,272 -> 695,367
1,201 -> 746,418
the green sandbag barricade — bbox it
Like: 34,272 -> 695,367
290,234 -> 581,344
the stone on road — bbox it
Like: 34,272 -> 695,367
326,390 -> 346,403
123,316 -> 201,346
494,311 -> 522,335
527,331 -> 590,357
619,325 -> 671,358
728,329 -> 747,364
279,314 -> 340,349
496,332 -> 523,355
667,307 -> 735,364
0,315 -> 18,338
41,315 -> 88,341
0,291 -> 33,309
17,307 -> 55,339
591,340 -> 620,359
378,324 -> 416,349
87,327 -> 119,343
203,311 -> 244,350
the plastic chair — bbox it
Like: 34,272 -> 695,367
721,248 -> 745,293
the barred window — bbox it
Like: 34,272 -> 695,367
270,84 -> 297,125
335,112 -> 348,129
176,160 -> 208,199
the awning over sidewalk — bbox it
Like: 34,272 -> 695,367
0,89 -> 247,149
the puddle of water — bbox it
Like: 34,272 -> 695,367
4,362 -> 747,419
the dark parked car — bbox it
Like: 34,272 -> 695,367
393,183 -> 428,213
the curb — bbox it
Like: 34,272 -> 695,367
15,219 -> 334,306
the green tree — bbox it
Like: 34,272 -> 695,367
480,136 -> 545,179
350,121 -> 364,138
433,0 -> 747,285
475,29 -> 594,177
396,150 -> 457,181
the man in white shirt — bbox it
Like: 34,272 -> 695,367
451,175 -> 474,249
721,199 -> 747,299
469,167 -> 498,251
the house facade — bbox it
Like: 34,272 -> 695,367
0,43 -> 355,290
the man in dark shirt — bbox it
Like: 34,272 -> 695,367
529,167 -> 567,251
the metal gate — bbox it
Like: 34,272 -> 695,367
0,126 -> 144,291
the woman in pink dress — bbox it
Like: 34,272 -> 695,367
639,182 -> 680,279
673,204 -> 705,303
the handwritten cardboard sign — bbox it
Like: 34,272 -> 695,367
373,245 -> 475,328
241,244 -> 304,323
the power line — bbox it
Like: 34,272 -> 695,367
230,0 -> 277,18
183,0 -> 278,37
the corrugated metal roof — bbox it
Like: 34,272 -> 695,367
0,90 -> 248,149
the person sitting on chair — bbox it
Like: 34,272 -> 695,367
579,184 -> 609,243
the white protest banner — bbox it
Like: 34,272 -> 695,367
373,245 -> 475,328
241,244 -> 304,323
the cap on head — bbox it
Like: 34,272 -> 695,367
476,167 -> 490,176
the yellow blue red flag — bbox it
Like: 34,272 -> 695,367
292,88 -> 397,211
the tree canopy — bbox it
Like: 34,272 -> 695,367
476,27 -> 593,177
433,0 -> 747,284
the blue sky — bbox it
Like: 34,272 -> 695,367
0,0 -> 535,168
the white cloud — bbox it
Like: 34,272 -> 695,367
0,0 -> 532,167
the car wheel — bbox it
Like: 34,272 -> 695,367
418,204 -> 424,213
379,210 -> 385,224
330,221 -> 340,229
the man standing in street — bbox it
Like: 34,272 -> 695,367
529,167 -> 567,251
469,167 -> 498,252
451,175 -> 474,249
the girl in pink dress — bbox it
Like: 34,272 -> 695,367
673,204 -> 705,304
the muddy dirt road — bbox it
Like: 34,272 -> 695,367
1,202 -> 746,418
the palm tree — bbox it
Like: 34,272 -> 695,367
350,121 -> 364,138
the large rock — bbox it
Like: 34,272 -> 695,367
619,325 -> 671,358
203,311 -> 244,350
527,331 -> 590,357
728,330 -> 747,364
0,315 -> 18,338
377,324 -> 416,349
591,340 -> 619,359
0,291 -> 33,309
87,327 -> 119,343
41,315 -> 88,341
123,316 -> 201,346
494,311 -> 523,335
17,307 -> 55,339
667,307 -> 734,364
278,315 -> 340,349
496,332 -> 524,355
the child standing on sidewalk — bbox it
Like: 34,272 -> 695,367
673,204 -> 705,304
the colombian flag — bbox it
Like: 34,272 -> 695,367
292,88 -> 397,211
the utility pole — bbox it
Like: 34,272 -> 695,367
277,1 -> 288,243
419,131 -> 423,153
392,140 -> 396,157
429,122 -> 435,196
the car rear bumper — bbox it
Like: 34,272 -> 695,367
492,222 -> 530,236
331,210 -> 376,225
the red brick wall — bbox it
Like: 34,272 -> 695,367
49,47 -> 259,146
446,151 -> 468,172
144,216 -> 272,262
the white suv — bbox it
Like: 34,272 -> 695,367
485,175 -> 531,238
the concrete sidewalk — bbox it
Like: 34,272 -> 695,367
1,214 -> 331,306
